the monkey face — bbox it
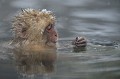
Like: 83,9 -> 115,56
43,24 -> 58,47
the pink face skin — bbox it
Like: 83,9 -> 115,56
45,24 -> 58,46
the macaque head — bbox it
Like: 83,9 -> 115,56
12,9 -> 58,47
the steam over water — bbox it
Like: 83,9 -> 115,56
0,0 -> 120,79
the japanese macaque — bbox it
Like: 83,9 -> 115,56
11,9 -> 87,76
11,9 -> 87,51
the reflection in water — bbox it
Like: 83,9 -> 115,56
13,48 -> 57,77
73,47 -> 86,53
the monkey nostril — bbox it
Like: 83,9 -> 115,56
55,34 -> 57,37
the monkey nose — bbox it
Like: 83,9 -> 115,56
55,34 -> 57,37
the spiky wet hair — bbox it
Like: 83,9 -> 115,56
12,9 -> 56,45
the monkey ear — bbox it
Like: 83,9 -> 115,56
22,27 -> 27,33
20,27 -> 28,39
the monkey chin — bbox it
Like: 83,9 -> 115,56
46,42 -> 57,48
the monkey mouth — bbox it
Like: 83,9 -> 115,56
52,40 -> 57,43
50,40 -> 57,44
46,40 -> 57,47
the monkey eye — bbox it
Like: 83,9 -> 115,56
47,24 -> 52,31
